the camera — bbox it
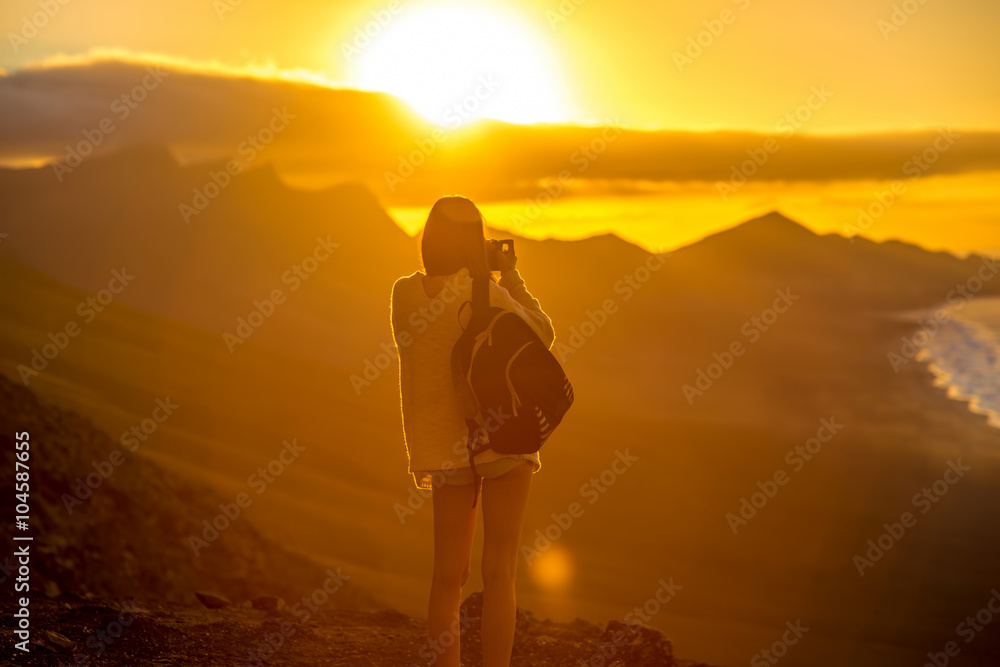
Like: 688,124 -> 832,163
486,238 -> 515,271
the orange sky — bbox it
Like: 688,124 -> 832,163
2,0 -> 999,132
1,0 -> 998,256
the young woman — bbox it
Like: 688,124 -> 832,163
390,195 -> 555,666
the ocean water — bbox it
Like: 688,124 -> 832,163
917,296 -> 1000,428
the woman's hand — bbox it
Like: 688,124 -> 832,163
497,247 -> 517,273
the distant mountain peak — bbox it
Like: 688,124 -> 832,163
733,211 -> 816,237
686,210 -> 817,254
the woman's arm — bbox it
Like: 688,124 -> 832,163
390,278 -> 414,435
490,269 -> 556,349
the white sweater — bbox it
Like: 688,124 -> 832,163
390,266 -> 556,488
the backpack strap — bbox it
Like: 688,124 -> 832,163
466,273 -> 490,508
471,273 -> 489,325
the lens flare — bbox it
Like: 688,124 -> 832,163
528,546 -> 575,591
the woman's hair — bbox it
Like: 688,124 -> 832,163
420,196 -> 494,279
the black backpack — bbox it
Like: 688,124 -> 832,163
450,275 -> 574,507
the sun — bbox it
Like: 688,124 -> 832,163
349,2 -> 569,126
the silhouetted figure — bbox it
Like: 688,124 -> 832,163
391,196 -> 555,666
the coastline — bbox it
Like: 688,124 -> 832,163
922,357 -> 1000,429
897,297 -> 1000,430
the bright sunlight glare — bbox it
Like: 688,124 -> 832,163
350,2 -> 569,126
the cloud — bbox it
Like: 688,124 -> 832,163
2,51 -> 999,204
13,47 -> 346,87
0,50 -> 423,167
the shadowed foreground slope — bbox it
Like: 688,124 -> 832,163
0,373 -> 378,608
0,375 -> 713,666
0,593 -> 716,667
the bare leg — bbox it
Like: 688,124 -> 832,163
428,481 -> 478,667
480,463 -> 532,667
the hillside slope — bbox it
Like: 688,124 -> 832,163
3,149 -> 1000,666
0,377 -> 711,667
0,373 -> 379,610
